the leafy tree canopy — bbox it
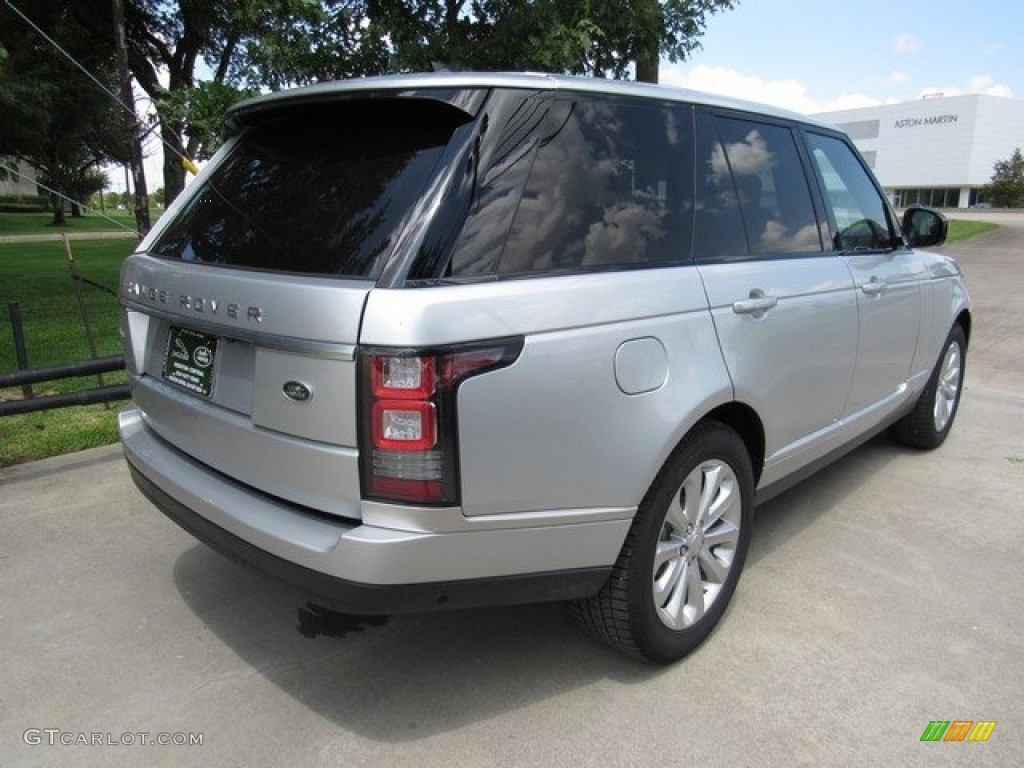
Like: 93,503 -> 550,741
118,0 -> 735,201
0,1 -> 133,224
7,1 -> 738,205
983,148 -> 1024,208
367,1 -> 736,81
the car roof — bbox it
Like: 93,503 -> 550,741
228,71 -> 835,131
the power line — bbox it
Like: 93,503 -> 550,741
0,161 -> 137,233
2,0 -> 190,166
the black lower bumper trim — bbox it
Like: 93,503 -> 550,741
126,459 -> 611,615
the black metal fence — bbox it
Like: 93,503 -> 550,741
1,235 -> 132,417
0,354 -> 128,416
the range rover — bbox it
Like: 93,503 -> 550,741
119,73 -> 970,662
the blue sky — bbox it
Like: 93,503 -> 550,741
661,0 -> 1022,113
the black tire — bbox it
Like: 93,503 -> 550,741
890,325 -> 966,450
572,421 -> 754,663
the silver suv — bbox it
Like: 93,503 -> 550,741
119,73 -> 970,663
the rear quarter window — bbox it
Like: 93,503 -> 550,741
449,97 -> 694,277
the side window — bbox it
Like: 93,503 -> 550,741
450,98 -> 693,276
805,132 -> 895,252
695,115 -> 822,262
693,113 -> 746,260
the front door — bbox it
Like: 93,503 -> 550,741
803,132 -> 924,417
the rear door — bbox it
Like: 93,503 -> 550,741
694,112 -> 858,485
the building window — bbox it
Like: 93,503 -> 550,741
968,188 -> 990,207
893,188 -> 960,208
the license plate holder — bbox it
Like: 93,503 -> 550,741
163,326 -> 218,397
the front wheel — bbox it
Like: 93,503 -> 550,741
890,325 -> 966,450
572,422 -> 754,663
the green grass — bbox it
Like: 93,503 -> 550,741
1,238 -> 134,466
946,219 -> 999,243
0,209 -> 163,236
0,404 -> 127,466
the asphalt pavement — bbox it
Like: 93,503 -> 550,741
2,213 -> 1022,767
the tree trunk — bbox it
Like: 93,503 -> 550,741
636,59 -> 659,84
112,0 -> 151,236
635,0 -> 661,83
46,156 -> 66,226
162,120 -> 187,205
71,201 -> 82,217
50,194 -> 65,226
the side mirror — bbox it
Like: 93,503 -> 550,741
902,205 -> 949,248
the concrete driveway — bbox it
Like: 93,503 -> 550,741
2,214 -> 1022,767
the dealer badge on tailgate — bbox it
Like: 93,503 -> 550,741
163,326 -> 218,397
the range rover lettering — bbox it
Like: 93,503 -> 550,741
119,73 -> 969,663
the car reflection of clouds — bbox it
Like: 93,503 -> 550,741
711,130 -> 776,185
584,197 -> 664,266
507,104 -> 671,272
758,221 -> 821,253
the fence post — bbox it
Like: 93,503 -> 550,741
62,233 -> 106,393
7,301 -> 34,399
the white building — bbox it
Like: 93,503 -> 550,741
814,94 -> 1024,208
0,157 -> 38,197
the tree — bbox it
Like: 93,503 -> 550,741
116,0 -> 737,202
983,148 -> 1024,208
0,1 -> 133,225
368,1 -> 737,82
68,168 -> 109,216
107,1 -> 385,204
61,1 -> 735,207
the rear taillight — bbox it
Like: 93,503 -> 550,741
359,339 -> 522,505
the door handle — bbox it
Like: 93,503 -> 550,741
861,278 -> 887,296
732,291 -> 778,316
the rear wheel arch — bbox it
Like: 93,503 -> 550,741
956,309 -> 971,347
701,402 -> 765,488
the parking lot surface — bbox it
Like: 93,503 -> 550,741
2,213 -> 1022,767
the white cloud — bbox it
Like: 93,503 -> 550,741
918,75 -> 1014,100
892,33 -> 919,55
660,63 -> 883,115
968,75 -> 1014,98
887,70 -> 908,85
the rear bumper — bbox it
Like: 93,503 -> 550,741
119,408 -> 623,614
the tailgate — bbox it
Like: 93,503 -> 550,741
121,255 -> 371,518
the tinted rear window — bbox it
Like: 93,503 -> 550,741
150,100 -> 469,278
448,97 -> 694,277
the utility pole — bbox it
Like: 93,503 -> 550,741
112,0 -> 151,236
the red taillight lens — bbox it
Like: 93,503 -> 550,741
359,339 -> 522,506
